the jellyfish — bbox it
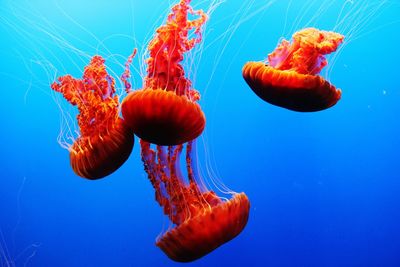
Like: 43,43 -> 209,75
51,56 -> 134,179
141,140 -> 250,262
243,28 -> 344,112
121,0 -> 206,146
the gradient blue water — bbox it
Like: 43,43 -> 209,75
1,0 -> 400,266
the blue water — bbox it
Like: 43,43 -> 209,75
1,0 -> 400,266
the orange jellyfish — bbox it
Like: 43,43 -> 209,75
121,0 -> 206,146
243,28 -> 344,112
51,56 -> 134,179
141,140 -> 250,262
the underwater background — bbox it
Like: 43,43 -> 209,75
1,0 -> 400,266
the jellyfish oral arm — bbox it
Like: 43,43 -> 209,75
144,0 -> 207,98
268,28 -> 344,75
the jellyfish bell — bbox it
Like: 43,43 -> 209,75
121,89 -> 205,146
121,0 -> 206,146
69,117 -> 133,179
243,28 -> 343,112
242,62 -> 342,112
51,55 -> 134,179
157,192 -> 249,262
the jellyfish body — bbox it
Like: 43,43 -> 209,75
157,192 -> 249,262
122,90 -> 204,146
51,56 -> 134,179
121,0 -> 206,146
243,28 -> 344,112
141,141 -> 250,262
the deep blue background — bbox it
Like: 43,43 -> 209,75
1,0 -> 400,266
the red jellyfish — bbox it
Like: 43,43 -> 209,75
141,140 -> 250,262
121,0 -> 206,146
51,56 -> 134,179
243,28 -> 344,112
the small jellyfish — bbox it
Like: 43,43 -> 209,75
121,0 -> 206,146
51,56 -> 134,179
243,28 -> 344,112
